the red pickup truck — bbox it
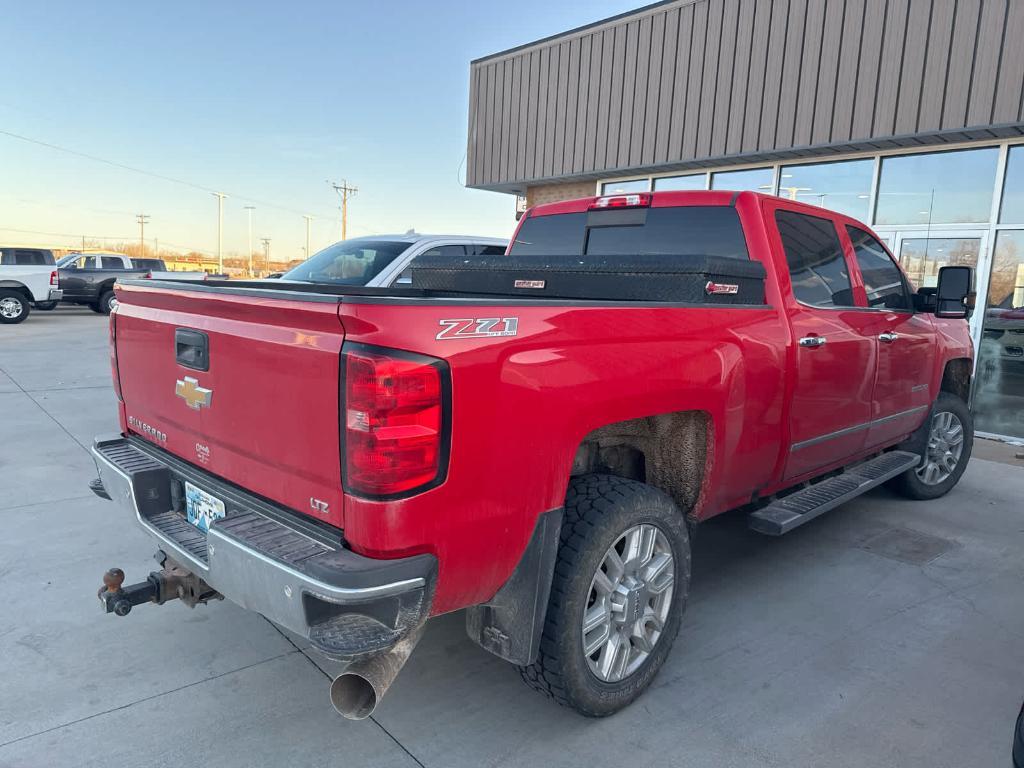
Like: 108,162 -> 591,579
91,191 -> 974,719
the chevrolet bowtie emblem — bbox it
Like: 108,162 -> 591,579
175,376 -> 212,410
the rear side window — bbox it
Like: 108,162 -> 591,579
846,226 -> 911,310
470,244 -> 507,256
1,248 -> 52,265
420,245 -> 466,258
132,258 -> 163,269
776,210 -> 855,308
510,207 -> 749,259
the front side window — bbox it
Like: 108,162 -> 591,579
282,239 -> 411,285
776,209 -> 855,308
846,226 -> 911,310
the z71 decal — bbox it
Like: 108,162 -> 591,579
436,317 -> 519,340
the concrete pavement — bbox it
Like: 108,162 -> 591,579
1,306 -> 1022,767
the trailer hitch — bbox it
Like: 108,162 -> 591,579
97,553 -> 221,616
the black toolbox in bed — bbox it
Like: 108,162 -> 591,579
410,253 -> 767,305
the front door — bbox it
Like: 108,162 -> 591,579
843,225 -> 937,447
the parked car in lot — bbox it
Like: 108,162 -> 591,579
0,247 -> 62,323
57,252 -> 207,313
278,233 -> 508,286
90,191 -> 974,719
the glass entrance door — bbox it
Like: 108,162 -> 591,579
888,231 -> 988,344
973,230 -> 1024,439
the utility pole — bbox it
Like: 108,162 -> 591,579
212,192 -> 228,273
261,238 -> 271,275
302,215 -> 312,261
136,214 -> 150,257
329,180 -> 357,240
244,206 -> 256,276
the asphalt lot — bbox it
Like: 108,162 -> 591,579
2,306 -> 1023,768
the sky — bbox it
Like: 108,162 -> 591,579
0,0 -> 642,262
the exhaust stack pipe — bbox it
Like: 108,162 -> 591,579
330,626 -> 424,720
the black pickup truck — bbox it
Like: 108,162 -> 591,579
57,253 -> 206,313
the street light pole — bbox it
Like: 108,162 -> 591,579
302,215 -> 312,261
212,192 -> 228,273
244,206 -> 255,276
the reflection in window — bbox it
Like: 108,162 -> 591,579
974,230 -> 1024,439
711,167 -> 773,193
896,238 -> 980,289
653,174 -> 706,191
778,159 -> 874,220
875,148 -> 998,225
776,210 -> 855,307
601,179 -> 650,194
999,146 -> 1024,223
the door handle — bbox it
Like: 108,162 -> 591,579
798,335 -> 827,348
878,332 -> 899,343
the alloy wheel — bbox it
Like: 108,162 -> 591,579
916,410 -> 965,486
582,523 -> 675,683
0,296 -> 23,319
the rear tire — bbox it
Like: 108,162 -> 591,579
98,290 -> 117,315
518,474 -> 690,716
0,290 -> 30,324
889,392 -> 973,500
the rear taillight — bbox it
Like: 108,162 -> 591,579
343,345 -> 449,498
108,304 -> 122,401
49,270 -> 58,287
589,193 -> 652,209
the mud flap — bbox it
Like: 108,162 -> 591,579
465,508 -> 562,665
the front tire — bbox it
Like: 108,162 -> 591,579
519,474 -> 690,716
890,392 -> 973,500
0,290 -> 30,324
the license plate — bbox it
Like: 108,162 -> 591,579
185,481 -> 226,533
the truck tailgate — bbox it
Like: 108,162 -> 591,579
113,282 -> 347,528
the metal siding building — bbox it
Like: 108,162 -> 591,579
467,0 -> 1024,442
467,0 -> 1024,196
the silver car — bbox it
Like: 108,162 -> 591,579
279,234 -> 508,288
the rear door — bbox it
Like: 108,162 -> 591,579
769,204 -> 878,480
843,225 -> 936,446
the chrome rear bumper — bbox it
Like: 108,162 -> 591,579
91,434 -> 434,660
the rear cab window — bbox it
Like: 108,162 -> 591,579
510,206 -> 750,260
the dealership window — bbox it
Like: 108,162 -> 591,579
711,167 -> 773,193
778,159 -> 873,220
776,210 -> 855,308
601,179 -> 650,194
875,147 -> 999,225
896,238 -> 980,289
973,229 -> 1024,439
999,146 -> 1024,223
653,173 -> 707,191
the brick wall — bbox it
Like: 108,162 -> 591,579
525,181 -> 596,208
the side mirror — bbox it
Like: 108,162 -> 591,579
935,265 -> 973,319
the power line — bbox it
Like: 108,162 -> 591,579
0,128 -> 338,220
0,225 -> 215,255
